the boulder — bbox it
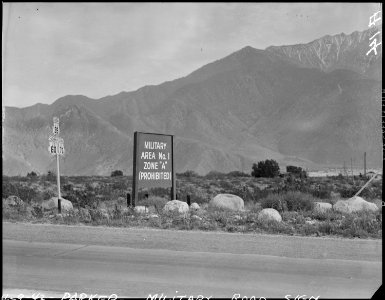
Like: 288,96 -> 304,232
163,200 -> 189,214
4,195 -> 24,207
314,202 -> 332,213
257,208 -> 282,222
42,197 -> 73,212
134,206 -> 149,214
191,215 -> 203,221
190,202 -> 200,211
209,194 -> 244,211
333,196 -> 379,214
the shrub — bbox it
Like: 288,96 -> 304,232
204,171 -> 226,180
338,186 -> 359,198
260,193 -> 287,212
44,170 -> 56,183
1,182 -> 38,204
139,196 -> 168,214
283,191 -> 315,212
111,180 -> 128,190
227,171 -> 251,177
27,171 -> 38,178
260,191 -> 315,212
310,186 -> 331,199
111,170 -> 123,177
65,190 -> 96,208
252,160 -> 280,178
32,205 -> 44,219
177,170 -> 199,178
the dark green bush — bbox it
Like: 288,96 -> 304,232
27,171 -> 38,178
111,170 -> 123,177
252,159 -> 280,178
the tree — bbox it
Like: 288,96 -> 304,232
111,170 -> 123,177
251,159 -> 280,178
286,165 -> 307,179
27,171 -> 38,178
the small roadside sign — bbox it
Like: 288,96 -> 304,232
53,123 -> 60,135
58,143 -> 65,156
49,142 -> 57,155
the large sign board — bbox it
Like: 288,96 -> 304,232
132,131 -> 176,205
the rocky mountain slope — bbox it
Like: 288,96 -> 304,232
2,29 -> 382,176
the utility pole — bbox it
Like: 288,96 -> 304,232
343,161 -> 347,178
364,152 -> 367,177
351,157 -> 354,183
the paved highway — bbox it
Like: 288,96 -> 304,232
2,222 -> 382,298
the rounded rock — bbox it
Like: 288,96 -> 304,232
333,196 -> 379,214
314,202 -> 332,213
258,208 -> 282,222
209,194 -> 244,211
42,197 -> 73,212
163,200 -> 189,214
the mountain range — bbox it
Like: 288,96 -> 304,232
2,28 -> 382,176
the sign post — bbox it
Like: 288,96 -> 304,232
49,117 -> 65,212
132,131 -> 175,207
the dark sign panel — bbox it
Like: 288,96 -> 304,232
132,131 -> 176,205
135,132 -> 173,188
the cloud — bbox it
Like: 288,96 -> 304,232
2,3 -> 380,107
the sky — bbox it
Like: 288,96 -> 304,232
2,2 -> 382,108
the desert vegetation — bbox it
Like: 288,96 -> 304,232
2,168 -> 382,239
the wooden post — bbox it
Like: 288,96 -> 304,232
132,132 -> 138,207
171,134 -> 176,200
126,193 -> 131,207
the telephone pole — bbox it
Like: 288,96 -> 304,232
364,152 -> 367,177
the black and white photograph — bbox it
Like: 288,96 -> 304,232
2,2 -> 382,298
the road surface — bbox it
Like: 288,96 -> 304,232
2,222 -> 382,298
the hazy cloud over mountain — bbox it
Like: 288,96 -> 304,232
2,3 -> 381,108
